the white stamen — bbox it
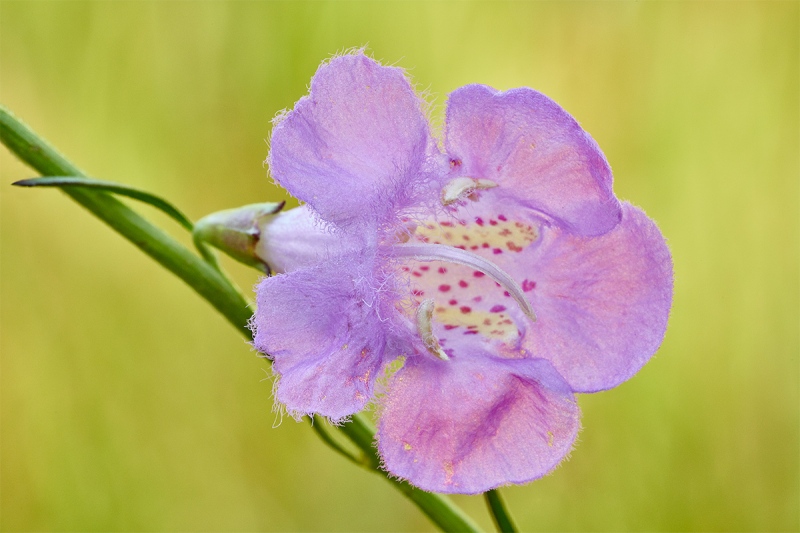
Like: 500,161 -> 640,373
394,243 -> 537,322
416,299 -> 449,361
441,177 -> 498,205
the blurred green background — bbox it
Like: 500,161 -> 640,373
1,1 -> 797,531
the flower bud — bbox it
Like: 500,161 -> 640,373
193,202 -> 285,272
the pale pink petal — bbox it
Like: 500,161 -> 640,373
378,351 -> 579,494
525,203 -> 673,392
444,85 -> 621,236
251,253 -> 410,421
269,52 -> 440,228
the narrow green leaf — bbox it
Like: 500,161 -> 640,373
13,175 -> 222,269
14,176 -> 195,230
309,415 -> 368,467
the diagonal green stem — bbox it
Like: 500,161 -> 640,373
484,489 -> 517,533
0,107 -> 249,335
0,104 -> 482,533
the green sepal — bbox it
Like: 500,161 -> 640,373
193,202 -> 285,273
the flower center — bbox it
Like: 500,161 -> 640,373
392,211 -> 540,360
393,243 -> 535,321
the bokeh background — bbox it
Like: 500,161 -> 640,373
1,1 -> 797,531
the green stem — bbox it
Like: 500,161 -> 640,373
337,414 -> 481,533
0,107 -> 248,335
0,105 -> 482,533
484,489 -> 517,533
309,416 -> 366,467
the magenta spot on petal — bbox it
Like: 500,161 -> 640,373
503,291 -> 510,297
449,158 -> 461,168
482,243 -> 490,248
412,271 -> 422,277
473,271 -> 485,278
458,280 -> 469,288
420,265 -> 430,271
412,289 -> 424,297
464,330 -> 479,335
460,306 -> 472,314
444,324 -> 458,330
470,245 -> 479,250
438,284 -> 451,292
490,305 -> 507,313
498,214 -> 508,221
467,325 -> 478,330
448,299 -> 458,305
492,248 -> 503,254
475,217 -> 484,226
489,219 -> 498,226
522,279 -> 536,292
441,221 -> 454,227
472,296 -> 483,303
438,267 -> 447,274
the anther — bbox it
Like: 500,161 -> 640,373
441,177 -> 498,205
416,299 -> 449,361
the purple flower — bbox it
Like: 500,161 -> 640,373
250,52 -> 673,494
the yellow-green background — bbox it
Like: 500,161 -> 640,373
2,1 -> 797,531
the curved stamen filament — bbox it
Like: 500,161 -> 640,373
441,177 -> 498,205
393,243 -> 536,322
416,299 -> 449,361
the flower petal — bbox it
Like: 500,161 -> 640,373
255,205 -> 361,274
525,203 -> 673,392
444,84 -> 621,236
378,351 -> 579,494
268,52 -> 439,228
251,254 -> 408,421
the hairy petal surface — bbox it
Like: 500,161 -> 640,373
269,52 -> 438,228
251,255 -> 406,421
525,203 -> 673,392
255,205 -> 361,274
378,352 -> 579,494
444,85 -> 621,236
